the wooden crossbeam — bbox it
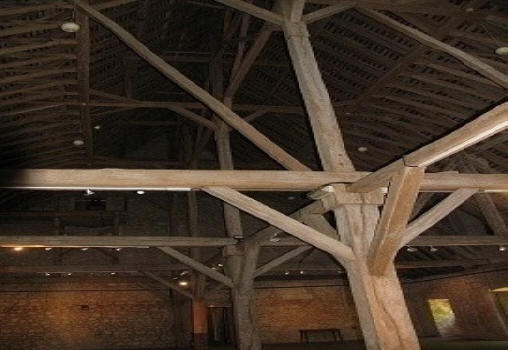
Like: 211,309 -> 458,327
203,186 -> 355,262
368,166 -> 425,275
401,188 -> 478,247
302,1 -> 356,23
1,169 -> 507,192
348,102 -> 508,192
213,0 -> 283,25
158,247 -> 234,288
270,235 -> 508,247
359,9 -> 508,88
74,0 -> 307,171
0,236 -> 236,248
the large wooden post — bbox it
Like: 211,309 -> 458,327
278,2 -> 420,349
210,21 -> 261,350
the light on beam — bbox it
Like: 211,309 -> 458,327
13,247 -> 23,252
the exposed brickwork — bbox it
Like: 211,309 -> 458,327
0,278 -> 191,350
254,286 -> 361,344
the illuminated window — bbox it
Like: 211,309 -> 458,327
428,298 -> 460,337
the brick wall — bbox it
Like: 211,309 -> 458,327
254,285 -> 361,343
0,277 -> 192,350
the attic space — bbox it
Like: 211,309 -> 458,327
0,1 -> 507,350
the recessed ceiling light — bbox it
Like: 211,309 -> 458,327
406,246 -> 418,253
358,146 -> 368,152
495,47 -> 508,56
61,22 -> 80,33
136,190 -> 145,195
73,139 -> 84,146
13,247 -> 23,252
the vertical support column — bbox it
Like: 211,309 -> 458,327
278,2 -> 420,348
334,201 -> 420,350
210,22 -> 261,349
192,299 -> 209,350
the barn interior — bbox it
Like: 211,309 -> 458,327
0,1 -> 507,349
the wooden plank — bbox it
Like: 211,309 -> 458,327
349,103 -> 508,192
368,166 -> 425,275
401,188 -> 478,247
360,9 -> 508,88
302,1 -> 356,23
0,264 -> 186,273
158,247 -> 234,288
0,236 -> 236,248
1,169 -> 507,192
254,246 -> 312,277
74,0 -> 308,171
213,0 -> 283,25
204,186 -> 355,262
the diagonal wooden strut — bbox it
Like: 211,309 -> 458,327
203,186 -> 355,263
73,0 -> 308,171
348,102 -> 508,193
158,247 -> 234,288
368,166 -> 425,275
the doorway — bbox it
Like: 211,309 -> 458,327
208,306 -> 234,346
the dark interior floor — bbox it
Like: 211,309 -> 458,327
126,339 -> 508,350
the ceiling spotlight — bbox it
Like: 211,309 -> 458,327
284,271 -> 290,276
13,247 -> 23,252
180,270 -> 189,276
93,125 -> 102,130
499,246 -> 507,252
115,248 -> 122,251
357,146 -> 368,152
61,22 -> 80,33
110,272 -> 116,275
217,263 -> 224,267
269,235 -> 281,243
178,280 -> 189,287
84,188 -> 95,196
136,190 -> 145,195
299,270 -> 305,275
66,273 -> 72,276
45,273 -> 51,276
429,246 -> 438,253
495,47 -> 508,56
44,247 -> 52,251
81,247 -> 89,251
211,266 -> 217,270
406,246 -> 418,253
233,235 -> 244,240
73,139 -> 84,146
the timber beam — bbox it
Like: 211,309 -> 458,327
1,169 -> 507,192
